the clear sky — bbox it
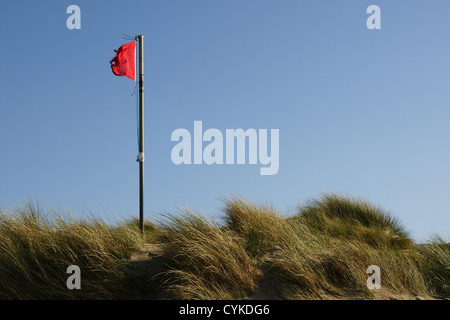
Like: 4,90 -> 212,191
1,1 -> 449,241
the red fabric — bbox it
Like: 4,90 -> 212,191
110,41 -> 136,81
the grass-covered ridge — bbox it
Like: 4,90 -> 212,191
0,202 -> 143,299
0,194 -> 448,300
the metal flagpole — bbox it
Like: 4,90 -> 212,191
137,35 -> 145,235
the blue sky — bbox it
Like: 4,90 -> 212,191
0,1 -> 449,240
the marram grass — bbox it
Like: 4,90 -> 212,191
0,195 -> 448,300
0,201 -> 143,299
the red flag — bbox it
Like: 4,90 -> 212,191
110,41 -> 136,81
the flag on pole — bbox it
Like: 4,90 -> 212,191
110,41 -> 136,81
110,36 -> 145,235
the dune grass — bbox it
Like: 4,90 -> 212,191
0,195 -> 448,300
418,235 -> 450,297
0,201 -> 144,299
218,194 -> 443,299
159,211 -> 261,299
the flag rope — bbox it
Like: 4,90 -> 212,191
131,85 -> 140,151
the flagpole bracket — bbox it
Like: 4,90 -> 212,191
136,152 -> 145,163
